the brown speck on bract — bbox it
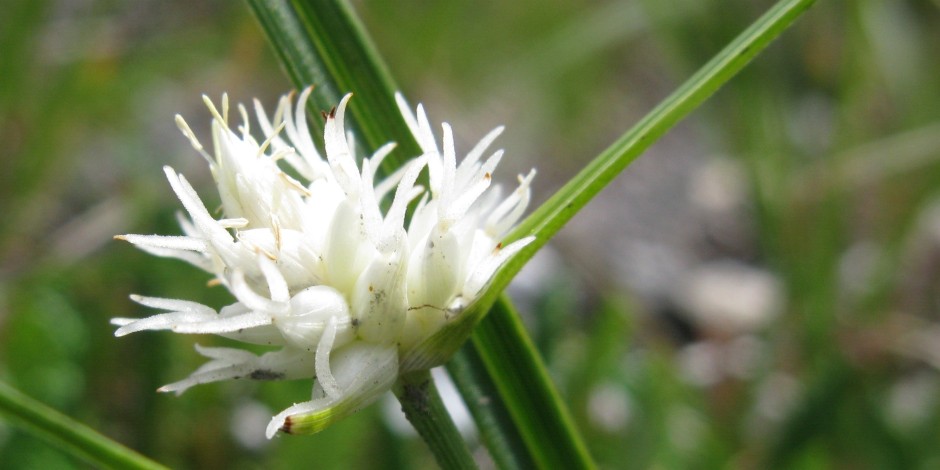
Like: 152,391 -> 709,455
496,242 -> 503,249
281,417 -> 294,434
368,285 -> 374,292
484,172 -> 491,180
320,110 -> 329,120
329,106 -> 337,119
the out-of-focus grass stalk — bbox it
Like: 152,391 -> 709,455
0,381 -> 168,470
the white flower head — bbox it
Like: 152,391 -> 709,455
113,88 -> 535,438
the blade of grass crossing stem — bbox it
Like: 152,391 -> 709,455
288,1 -> 421,159
473,296 -> 594,469
0,381 -> 168,470
475,0 -> 817,315
447,345 -> 536,470
246,0 -> 575,467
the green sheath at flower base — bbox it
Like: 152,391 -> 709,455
112,87 -> 536,437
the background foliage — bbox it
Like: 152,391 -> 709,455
2,0 -> 940,468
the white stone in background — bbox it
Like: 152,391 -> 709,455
678,335 -> 767,387
586,381 -> 633,433
724,334 -> 765,381
676,260 -> 783,335
230,400 -> 274,451
885,372 -> 939,433
677,341 -> 723,388
838,241 -> 882,298
754,373 -> 801,423
688,156 -> 748,214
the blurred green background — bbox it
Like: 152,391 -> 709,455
2,0 -> 940,468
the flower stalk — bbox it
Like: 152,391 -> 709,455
393,370 -> 477,470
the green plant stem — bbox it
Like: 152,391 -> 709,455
245,0 -> 343,148
393,370 -> 477,470
470,296 -> 594,469
447,344 -> 535,470
0,381 -> 167,470
476,0 -> 818,311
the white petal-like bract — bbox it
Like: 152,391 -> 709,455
115,89 -> 535,437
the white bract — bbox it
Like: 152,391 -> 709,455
113,88 -> 535,438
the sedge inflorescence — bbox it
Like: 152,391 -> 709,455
112,88 -> 535,437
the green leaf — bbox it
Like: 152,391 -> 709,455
447,345 -> 536,470
0,381 -> 168,470
466,296 -> 595,469
247,0 -> 420,171
473,0 -> 818,317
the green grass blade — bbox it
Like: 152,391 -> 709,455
245,0 -> 343,147
447,344 -> 536,470
247,0 -> 420,169
0,381 -> 168,470
471,296 -> 595,469
476,0 -> 818,311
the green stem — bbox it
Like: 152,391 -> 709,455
477,0 -> 818,311
0,381 -> 167,470
447,344 -> 535,470
472,296 -> 594,469
393,370 -> 477,470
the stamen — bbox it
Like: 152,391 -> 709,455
202,95 -> 226,126
175,115 -> 212,163
258,121 -> 287,157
